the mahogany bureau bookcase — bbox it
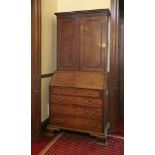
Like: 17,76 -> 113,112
47,9 -> 111,145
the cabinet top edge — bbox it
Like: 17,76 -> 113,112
54,9 -> 111,18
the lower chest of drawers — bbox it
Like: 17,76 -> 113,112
49,88 -> 104,133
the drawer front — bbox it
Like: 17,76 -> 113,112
51,114 -> 102,133
52,87 -> 101,98
51,95 -> 102,108
51,104 -> 102,120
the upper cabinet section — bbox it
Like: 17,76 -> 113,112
55,9 -> 110,72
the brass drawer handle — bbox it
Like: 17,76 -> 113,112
86,122 -> 96,128
89,111 -> 96,116
86,100 -> 94,106
55,119 -> 64,123
54,89 -> 65,93
86,91 -> 91,95
54,89 -> 59,93
85,110 -> 96,115
56,97 -> 64,102
86,99 -> 94,102
88,102 -> 93,106
57,107 -> 63,112
88,125 -> 95,128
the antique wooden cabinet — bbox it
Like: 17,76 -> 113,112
47,9 -> 111,145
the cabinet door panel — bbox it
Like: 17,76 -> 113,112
57,19 -> 79,70
80,16 -> 107,71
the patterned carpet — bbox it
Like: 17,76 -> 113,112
32,115 -> 124,155
32,134 -> 54,155
38,132 -> 124,155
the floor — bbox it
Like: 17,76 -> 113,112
31,115 -> 124,155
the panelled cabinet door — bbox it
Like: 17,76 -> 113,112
57,18 -> 80,70
80,16 -> 107,71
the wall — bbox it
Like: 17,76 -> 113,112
41,0 -> 57,74
41,0 -> 111,121
41,0 -> 57,121
57,0 -> 110,12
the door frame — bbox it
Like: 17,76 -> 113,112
108,0 -> 120,131
31,0 -> 41,138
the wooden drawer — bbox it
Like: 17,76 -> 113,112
51,95 -> 102,108
51,114 -> 102,133
52,87 -> 102,98
51,104 -> 102,120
